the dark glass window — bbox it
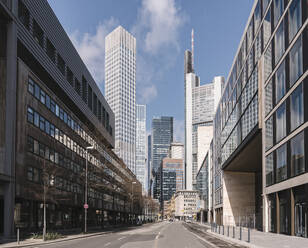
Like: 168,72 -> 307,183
75,79 -> 81,95
82,77 -> 87,103
46,39 -> 56,63
27,167 -> 33,181
27,107 -> 34,123
50,99 -> 55,113
50,124 -> 55,137
33,20 -> 44,48
28,78 -> 34,94
57,54 -> 65,75
276,102 -> 286,142
276,144 -> 287,182
64,112 -> 67,124
88,85 -> 92,110
275,21 -> 285,64
27,136 -> 34,153
45,120 -> 50,135
66,67 -> 74,86
290,84 -> 304,131
275,61 -> 286,104
265,116 -> 274,150
34,140 -> 39,155
274,0 -> 284,27
55,104 -> 59,117
39,116 -> 45,131
266,153 -> 274,186
288,0 -> 302,42
291,131 -> 305,177
39,143 -> 45,157
18,1 -> 30,29
289,36 -> 303,86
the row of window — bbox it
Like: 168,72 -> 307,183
265,81 -> 305,151
266,129 -> 306,186
18,1 -> 112,135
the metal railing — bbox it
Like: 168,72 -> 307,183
211,223 -> 251,243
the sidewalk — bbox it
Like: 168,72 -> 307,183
197,222 -> 308,248
0,223 -> 154,248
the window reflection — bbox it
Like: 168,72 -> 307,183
288,0 -> 302,42
274,0 -> 284,27
263,7 -> 272,47
290,84 -> 304,131
266,153 -> 274,186
290,132 -> 305,177
275,61 -> 286,104
275,21 -> 285,64
276,144 -> 287,182
289,36 -> 303,86
276,102 -> 286,142
265,116 -> 273,150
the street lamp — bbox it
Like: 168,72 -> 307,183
131,181 -> 136,223
84,146 -> 95,233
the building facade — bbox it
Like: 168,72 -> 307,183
152,116 -> 173,199
105,26 -> 136,173
136,104 -> 146,192
175,190 -> 200,220
0,0 -> 142,237
169,142 -> 184,160
209,0 -> 308,239
147,134 -> 152,195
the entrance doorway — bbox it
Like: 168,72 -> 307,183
295,202 -> 307,238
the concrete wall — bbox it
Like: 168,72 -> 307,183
197,125 -> 213,171
223,171 -> 255,226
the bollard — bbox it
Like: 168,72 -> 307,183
227,226 -> 229,237
248,227 -> 250,243
240,226 -> 242,240
17,228 -> 20,245
223,225 -> 224,235
233,226 -> 235,238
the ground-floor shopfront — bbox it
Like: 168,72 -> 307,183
266,184 -> 308,238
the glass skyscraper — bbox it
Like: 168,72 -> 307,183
105,26 -> 136,173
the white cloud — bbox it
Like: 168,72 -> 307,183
69,17 -> 119,88
133,0 -> 186,54
174,119 -> 184,143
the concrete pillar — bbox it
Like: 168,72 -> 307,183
291,189 -> 295,236
276,193 -> 280,234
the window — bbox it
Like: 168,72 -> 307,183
28,78 -> 34,94
55,104 -> 59,117
276,102 -> 286,142
18,1 -> 30,29
50,124 -> 55,137
254,0 -> 261,34
264,44 -> 272,80
88,85 -> 92,110
59,108 -> 64,120
39,143 -> 45,157
290,84 -> 304,131
82,76 -> 87,103
263,6 -> 272,47
27,167 -> 33,181
33,20 -> 44,48
39,116 -> 45,131
40,90 -> 45,104
276,144 -> 287,182
34,140 -> 39,155
27,107 -> 34,123
45,120 -> 50,135
290,132 -> 305,177
288,0 -> 302,42
265,80 -> 273,116
34,111 -> 39,127
275,61 -> 286,103
67,67 -> 74,86
34,84 -> 40,99
46,39 -> 56,63
263,0 -> 270,15
75,79 -> 81,95
57,54 -> 65,75
46,94 -> 50,109
274,0 -> 284,27
275,21 -> 285,64
27,136 -> 34,153
266,116 -> 273,150
289,36 -> 303,86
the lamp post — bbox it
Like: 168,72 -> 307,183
84,146 -> 94,233
131,181 -> 136,223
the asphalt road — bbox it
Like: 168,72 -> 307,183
28,221 -> 245,248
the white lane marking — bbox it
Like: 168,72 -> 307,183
118,236 -> 126,240
184,225 -> 219,248
104,242 -> 111,246
155,231 -> 161,240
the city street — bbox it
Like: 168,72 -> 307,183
25,222 -> 245,248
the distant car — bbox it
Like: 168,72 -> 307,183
186,219 -> 192,223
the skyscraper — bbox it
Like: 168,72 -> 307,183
152,116 -> 173,199
105,26 -> 136,172
184,31 -> 223,190
136,104 -> 146,192
147,134 -> 152,195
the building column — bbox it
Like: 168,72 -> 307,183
276,193 -> 280,234
291,188 -> 295,236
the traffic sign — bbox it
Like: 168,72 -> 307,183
84,204 -> 89,209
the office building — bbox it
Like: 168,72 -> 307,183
0,0 -> 142,237
208,0 -> 308,239
147,134 -> 152,195
105,26 -> 136,173
152,116 -> 173,199
175,190 -> 200,220
136,104 -> 146,192
169,142 -> 184,160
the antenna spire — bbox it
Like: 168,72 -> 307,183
191,28 -> 194,72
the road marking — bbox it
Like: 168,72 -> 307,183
118,236 -> 126,240
104,242 -> 111,246
184,225 -> 219,248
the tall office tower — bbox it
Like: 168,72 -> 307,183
152,116 -> 173,199
147,134 -> 152,195
136,104 -> 146,192
184,32 -> 223,190
105,26 -> 136,172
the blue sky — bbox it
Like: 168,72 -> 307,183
47,0 -> 254,142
